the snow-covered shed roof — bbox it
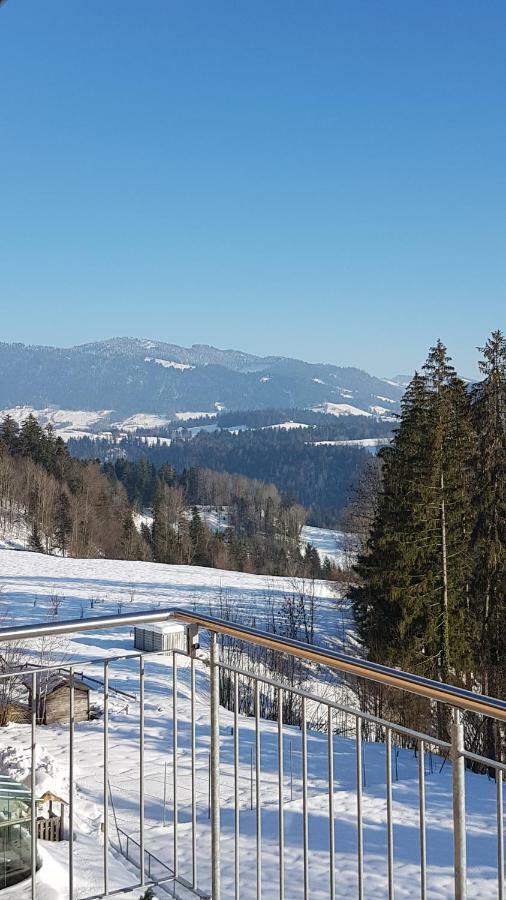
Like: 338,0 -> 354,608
135,621 -> 186,635
20,671 -> 89,695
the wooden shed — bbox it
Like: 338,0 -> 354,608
21,672 -> 91,726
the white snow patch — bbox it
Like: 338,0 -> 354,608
118,413 -> 171,431
144,357 -> 195,371
308,438 -> 389,449
133,511 -> 154,531
312,403 -> 372,418
0,407 -> 113,438
137,436 -> 172,447
175,411 -> 218,422
264,421 -> 311,431
301,526 -> 356,568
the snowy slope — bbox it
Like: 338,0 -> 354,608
0,549 -> 503,898
300,526 -> 357,568
312,403 -> 372,418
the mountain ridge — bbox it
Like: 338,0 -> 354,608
0,337 -> 403,419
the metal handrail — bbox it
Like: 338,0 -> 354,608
2,608 -> 504,898
2,607 -> 506,722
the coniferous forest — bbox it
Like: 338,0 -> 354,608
351,331 -> 506,755
0,416 -> 337,579
69,422 -> 386,527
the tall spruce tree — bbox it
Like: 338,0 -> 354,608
470,331 -> 506,756
352,341 -> 474,696
421,340 -> 475,685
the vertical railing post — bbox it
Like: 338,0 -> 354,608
301,696 -> 309,900
172,652 -> 178,878
31,671 -> 37,900
356,715 -> 364,900
451,708 -> 467,900
255,678 -> 262,900
418,740 -> 427,900
277,687 -> 285,900
327,706 -> 335,900
103,661 -> 109,896
497,769 -> 504,900
234,671 -> 240,900
386,728 -> 394,899
68,668 -> 75,900
210,632 -> 221,899
191,657 -> 197,889
139,656 -> 145,888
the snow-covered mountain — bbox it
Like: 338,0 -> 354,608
0,338 -> 403,424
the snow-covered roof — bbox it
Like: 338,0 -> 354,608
135,621 -> 186,635
20,671 -> 89,695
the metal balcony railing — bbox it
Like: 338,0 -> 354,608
0,608 -> 505,900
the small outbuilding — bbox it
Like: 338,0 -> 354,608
37,791 -> 68,842
134,621 -> 199,655
21,672 -> 91,726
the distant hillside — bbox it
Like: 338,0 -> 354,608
0,338 -> 403,421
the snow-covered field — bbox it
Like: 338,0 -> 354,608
308,437 -> 389,450
0,549 -> 503,898
312,403 -> 372,418
263,421 -> 311,431
300,525 -> 355,568
0,407 -> 173,442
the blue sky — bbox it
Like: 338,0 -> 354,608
1,1 -> 504,378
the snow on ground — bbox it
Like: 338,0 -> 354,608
194,507 -> 229,533
0,408 -> 176,441
309,437 -> 389,450
263,421 -> 311,431
312,403 -> 372,418
369,405 -> 390,416
133,511 -> 155,532
137,436 -> 172,447
175,412 -> 218,422
0,408 -> 113,441
0,549 -> 344,654
119,414 -> 172,431
300,526 -> 356,568
145,357 -> 195,371
165,506 -> 356,569
0,549 -> 503,898
180,423 -> 220,437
